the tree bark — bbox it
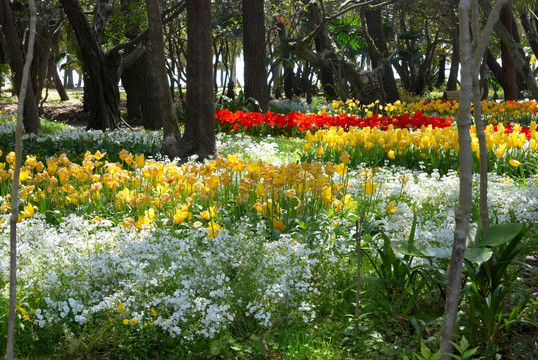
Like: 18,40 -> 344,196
137,47 -> 163,130
59,0 -> 121,130
119,0 -> 162,130
500,4 -> 517,100
48,63 -> 70,101
439,3 -> 507,359
275,13 -> 295,99
0,0 -> 41,133
160,0 -> 216,161
436,55 -> 446,88
479,0 -> 538,99
485,47 -> 505,89
447,2 -> 460,91
291,2 -> 385,103
145,0 -> 178,137
307,1 -> 337,97
242,0 -> 269,111
7,2 -> 36,358
121,54 -> 142,125
364,8 -> 399,102
520,9 -> 538,61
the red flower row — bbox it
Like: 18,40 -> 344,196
215,110 -> 454,132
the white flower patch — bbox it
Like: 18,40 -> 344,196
216,133 -> 299,165
347,166 -> 538,249
0,215 -> 319,340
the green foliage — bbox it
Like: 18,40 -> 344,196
361,218 -> 445,318
217,88 -> 260,112
412,340 -> 441,360
463,223 -> 537,346
0,116 -> 162,164
448,336 -> 484,360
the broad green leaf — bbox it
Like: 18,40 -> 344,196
464,247 -> 492,264
466,222 -> 480,247
424,247 -> 452,259
479,223 -> 523,247
391,240 -> 425,257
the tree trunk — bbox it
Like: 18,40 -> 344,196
162,0 -> 216,161
121,56 -> 143,125
447,5 -> 460,91
485,47 -> 505,89
181,0 -> 216,158
145,0 -> 178,139
500,4 -> 517,100
436,55 -> 446,88
479,0 -> 538,99
59,0 -> 121,130
138,47 -> 163,130
64,65 -> 75,89
48,63 -> 70,101
0,0 -> 41,133
364,8 -> 399,102
31,23 -> 53,107
520,11 -> 538,61
308,2 -> 337,97
291,2 -> 385,103
242,0 -> 269,111
7,2 -> 36,358
439,2 -> 507,358
275,13 -> 295,100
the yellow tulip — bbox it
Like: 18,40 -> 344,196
386,201 -> 398,214
272,218 -> 286,231
509,159 -> 521,167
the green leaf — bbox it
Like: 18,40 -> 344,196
464,247 -> 492,264
479,223 -> 523,247
466,222 -> 480,247
391,240 -> 424,257
424,246 -> 452,259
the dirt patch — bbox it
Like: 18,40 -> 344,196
42,99 -> 90,128
1,98 -> 129,129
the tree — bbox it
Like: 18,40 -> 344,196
446,0 -> 460,91
59,0 -> 122,130
362,7 -> 399,101
499,4 -> 518,99
242,0 -> 269,111
439,0 -> 507,358
162,0 -> 217,161
6,1 -> 36,358
390,0 -> 442,95
120,0 -> 163,129
144,0 -> 178,137
290,1 -> 386,103
479,0 -> 538,99
0,0 -> 41,133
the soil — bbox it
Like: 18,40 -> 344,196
41,99 -> 90,128
1,98 -> 127,129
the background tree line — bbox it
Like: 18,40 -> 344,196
2,0 -> 538,155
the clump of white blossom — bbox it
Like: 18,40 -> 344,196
0,215 -> 318,339
347,166 -> 538,248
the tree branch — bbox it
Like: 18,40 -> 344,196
302,0 -> 392,47
108,0 -> 185,55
